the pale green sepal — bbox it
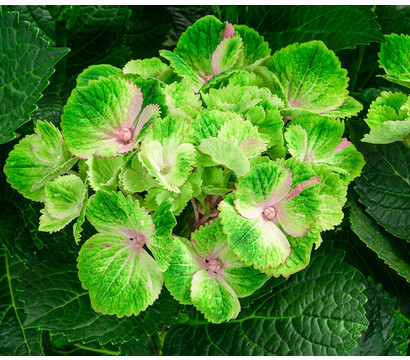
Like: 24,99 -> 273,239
87,155 -> 126,192
123,58 -> 169,79
191,221 -> 269,298
143,178 -> 194,216
4,120 -> 73,202
163,236 -> 201,305
326,96 -> 363,119
86,190 -> 154,238
39,175 -> 86,233
147,199 -> 177,271
285,114 -> 365,183
233,24 -> 271,70
219,195 -> 290,274
73,190 -> 88,245
76,64 -> 122,87
77,233 -> 163,317
160,50 -> 204,92
363,119 -> 410,145
30,157 -> 78,192
312,164 -> 347,231
266,41 -> 349,113
270,224 -> 321,278
199,138 -> 250,177
191,269 -> 240,324
119,153 -> 158,194
139,140 -> 196,193
190,110 -> 238,146
379,34 -> 410,88
165,81 -> 203,121
62,76 -> 157,158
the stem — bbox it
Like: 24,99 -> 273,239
55,18 -> 68,92
73,343 -> 118,356
152,330 -> 166,356
350,45 -> 365,92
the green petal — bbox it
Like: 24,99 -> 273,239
4,121 -> 74,202
86,190 -> 154,238
191,269 -> 240,323
77,233 -> 163,317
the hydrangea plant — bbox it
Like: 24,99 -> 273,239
4,14 -> 366,324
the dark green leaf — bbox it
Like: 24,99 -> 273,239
0,11 -> 69,144
355,141 -> 410,241
0,250 -> 43,355
163,247 -> 368,355
19,255 -> 183,345
350,277 -> 409,356
236,5 -> 385,52
349,202 -> 410,282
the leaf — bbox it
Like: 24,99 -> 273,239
350,277 -> 410,356
354,141 -> 410,241
39,175 -> 86,233
349,202 -> 410,282
163,247 -> 368,355
65,6 -> 131,74
285,114 -> 365,183
18,254 -> 183,345
379,33 -> 410,88
324,96 -> 363,119
239,5 -> 384,52
0,11 -> 69,144
4,121 -> 75,202
0,250 -> 43,355
266,41 -> 349,113
77,232 -> 163,317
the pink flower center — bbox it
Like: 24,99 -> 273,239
119,128 -> 133,143
264,207 -> 276,220
207,259 -> 222,272
132,234 -> 146,249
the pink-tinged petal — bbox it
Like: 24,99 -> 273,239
334,138 -> 352,152
274,204 -> 312,238
234,167 -> 293,220
260,216 -> 291,260
122,82 -> 143,129
133,104 -> 160,139
285,176 -> 320,202
223,22 -> 235,39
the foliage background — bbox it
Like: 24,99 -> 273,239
0,4 -> 409,356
